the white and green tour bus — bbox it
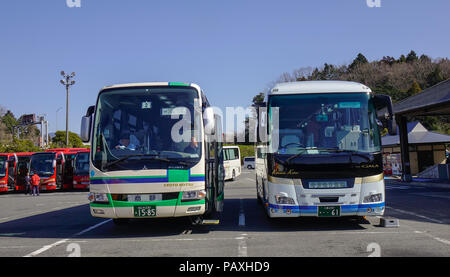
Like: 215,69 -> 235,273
80,82 -> 224,225
255,81 -> 396,219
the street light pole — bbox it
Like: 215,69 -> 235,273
56,107 -> 62,133
60,71 -> 76,147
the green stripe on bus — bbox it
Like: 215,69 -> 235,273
90,175 -> 166,180
112,199 -> 179,207
168,169 -> 189,183
168,82 -> 190,86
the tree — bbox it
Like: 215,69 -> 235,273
0,139 -> 40,153
397,54 -> 407,63
381,56 -> 396,66
51,131 -> 84,147
251,92 -> 265,108
349,53 -> 369,71
404,80 -> 422,99
406,50 -> 418,63
1,110 -> 17,135
425,66 -> 444,88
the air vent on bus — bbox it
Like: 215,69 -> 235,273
319,197 -> 339,203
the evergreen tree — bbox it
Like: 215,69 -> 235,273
397,54 -> 407,63
349,53 -> 369,70
406,50 -> 418,63
425,66 -> 444,88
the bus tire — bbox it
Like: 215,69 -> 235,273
256,176 -> 262,205
189,215 -> 203,226
113,218 -> 130,226
231,170 -> 236,181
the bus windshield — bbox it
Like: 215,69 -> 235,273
74,152 -> 89,176
0,155 -> 7,177
92,86 -> 203,171
268,93 -> 381,155
31,153 -> 55,177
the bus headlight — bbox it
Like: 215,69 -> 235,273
181,190 -> 206,202
88,193 -> 109,204
275,194 -> 295,205
363,193 -> 383,203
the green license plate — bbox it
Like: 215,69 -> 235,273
318,206 -> 341,217
134,206 -> 157,217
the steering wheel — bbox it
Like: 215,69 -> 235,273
281,142 -> 304,148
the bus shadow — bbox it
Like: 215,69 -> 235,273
0,204 -> 198,239
214,198 -> 371,232
1,197 -> 443,240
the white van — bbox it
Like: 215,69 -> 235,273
243,157 -> 255,169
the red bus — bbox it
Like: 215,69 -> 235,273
29,148 -> 89,191
14,152 -> 34,191
0,153 -> 34,192
0,153 -> 16,192
72,150 -> 90,190
30,151 -> 66,191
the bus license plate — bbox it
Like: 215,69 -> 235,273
134,206 -> 157,217
318,206 -> 340,217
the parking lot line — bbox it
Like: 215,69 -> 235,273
23,219 -> 111,257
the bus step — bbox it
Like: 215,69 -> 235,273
201,219 -> 220,225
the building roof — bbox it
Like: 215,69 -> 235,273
382,121 -> 450,146
394,79 -> 450,116
270,81 -> 372,95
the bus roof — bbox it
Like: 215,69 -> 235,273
45,148 -> 87,153
14,152 -> 35,156
270,81 -> 372,95
101,82 -> 200,91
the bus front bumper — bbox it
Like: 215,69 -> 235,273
89,203 -> 206,219
265,202 -> 385,218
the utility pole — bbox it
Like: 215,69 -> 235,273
60,71 -> 76,147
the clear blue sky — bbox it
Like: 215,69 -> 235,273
0,0 -> 449,134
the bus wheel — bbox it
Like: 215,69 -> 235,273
256,176 -> 262,205
231,170 -> 236,181
189,215 -> 203,226
113,218 -> 130,226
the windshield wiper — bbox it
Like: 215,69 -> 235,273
320,148 -> 372,162
284,147 -> 316,165
284,147 -> 371,165
104,154 -> 191,169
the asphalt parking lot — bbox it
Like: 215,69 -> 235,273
0,169 -> 449,257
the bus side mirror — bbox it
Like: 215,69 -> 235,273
80,116 -> 91,143
203,107 -> 215,136
80,105 -> 95,143
374,95 -> 397,136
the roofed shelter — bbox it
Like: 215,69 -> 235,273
392,79 -> 450,181
382,122 -> 450,175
